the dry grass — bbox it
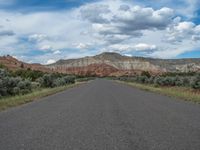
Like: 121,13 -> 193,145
118,81 -> 200,104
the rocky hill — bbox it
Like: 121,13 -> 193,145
1,53 -> 200,76
0,55 -> 52,73
48,52 -> 200,76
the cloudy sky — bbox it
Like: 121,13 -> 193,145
0,0 -> 200,64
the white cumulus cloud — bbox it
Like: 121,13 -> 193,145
46,59 -> 56,65
165,21 -> 200,43
109,43 -> 157,52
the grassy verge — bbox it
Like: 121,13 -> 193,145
118,81 -> 200,104
0,82 -> 85,111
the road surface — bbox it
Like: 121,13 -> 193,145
0,79 -> 200,150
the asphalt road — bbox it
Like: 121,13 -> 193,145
0,79 -> 200,150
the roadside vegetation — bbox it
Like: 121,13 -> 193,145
112,71 -> 200,103
0,66 -> 93,110
0,68 -> 76,98
0,84 -> 79,111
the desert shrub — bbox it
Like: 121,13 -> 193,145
0,69 -> 9,78
129,77 -> 137,82
0,77 -> 21,96
182,77 -> 191,87
0,69 -> 33,97
153,76 -> 163,86
117,76 -> 136,82
141,71 -> 151,78
31,82 -> 41,89
136,76 -> 149,83
51,73 -> 65,78
52,78 -> 66,87
0,68 -> 78,98
162,76 -> 175,86
12,87 -> 20,95
0,80 -> 2,89
17,81 -> 26,89
115,72 -> 200,90
5,77 -> 22,95
119,77 -> 128,81
163,72 -> 196,77
147,76 -> 155,84
63,76 -> 76,84
23,80 -> 32,91
36,77 -> 43,84
40,74 -> 54,88
191,74 -> 200,89
12,69 -> 44,81
21,89 -> 31,95
0,79 -> 6,96
38,74 -> 76,88
152,76 -> 192,87
174,76 -> 184,86
17,80 -> 31,91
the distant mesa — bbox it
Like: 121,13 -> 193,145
1,52 -> 200,77
48,52 -> 200,76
